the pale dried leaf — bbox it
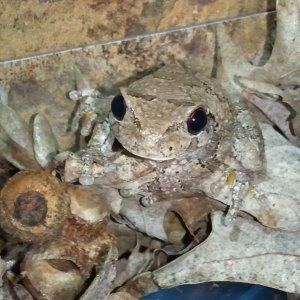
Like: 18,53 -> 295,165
244,92 -> 300,146
169,196 -> 217,236
265,0 -> 300,77
120,196 -> 218,242
107,221 -> 137,257
217,23 -> 256,94
33,114 -> 58,168
242,123 -> 300,229
117,272 -> 159,299
80,247 -> 118,300
163,211 -> 187,244
0,103 -> 33,153
120,199 -> 171,241
11,284 -> 34,300
237,77 -> 300,139
0,139 -> 38,170
0,281 -> 14,300
0,85 -> 9,106
238,77 -> 283,99
113,240 -> 153,289
152,211 -> 300,293
108,292 -> 138,300
0,105 -> 39,169
0,258 -> 6,287
279,69 -> 300,86
218,0 -> 300,95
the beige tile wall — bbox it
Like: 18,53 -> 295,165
0,0 -> 275,60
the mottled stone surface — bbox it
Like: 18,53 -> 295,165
0,13 -> 274,151
0,0 -> 275,60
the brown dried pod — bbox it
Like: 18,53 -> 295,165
67,185 -> 110,223
0,170 -> 70,242
21,255 -> 85,300
60,216 -> 115,275
21,217 -> 116,300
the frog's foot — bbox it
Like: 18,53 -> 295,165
55,150 -> 75,163
88,122 -> 119,158
118,188 -> 157,207
56,150 -> 104,185
69,88 -> 103,136
224,172 -> 249,225
139,193 -> 159,207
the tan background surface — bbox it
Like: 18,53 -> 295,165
0,0 -> 275,60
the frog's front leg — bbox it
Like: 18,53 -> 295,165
69,88 -> 118,158
231,101 -> 265,174
69,88 -> 113,137
225,170 -> 250,224
223,100 -> 265,224
56,148 -> 104,185
57,88 -> 120,183
69,88 -> 102,136
88,121 -> 118,158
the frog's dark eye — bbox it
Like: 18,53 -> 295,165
186,107 -> 207,135
111,95 -> 126,121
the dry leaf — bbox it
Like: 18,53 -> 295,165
146,212 -> 300,294
117,193 -> 300,297
33,114 -> 59,168
80,247 -> 118,300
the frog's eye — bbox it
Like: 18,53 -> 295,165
186,107 -> 207,135
111,95 -> 126,121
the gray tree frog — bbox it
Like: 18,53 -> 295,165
62,65 -> 265,223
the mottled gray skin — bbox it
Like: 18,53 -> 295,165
111,66 -> 233,162
64,65 -> 265,216
108,66 -> 264,200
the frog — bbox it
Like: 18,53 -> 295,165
61,65 -> 265,223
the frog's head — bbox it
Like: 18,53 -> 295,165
109,66 -> 234,162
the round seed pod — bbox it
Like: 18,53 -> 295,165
21,256 -> 85,300
0,170 -> 70,242
20,216 -> 115,300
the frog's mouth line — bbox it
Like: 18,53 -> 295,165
111,138 -> 140,159
111,138 -> 176,162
